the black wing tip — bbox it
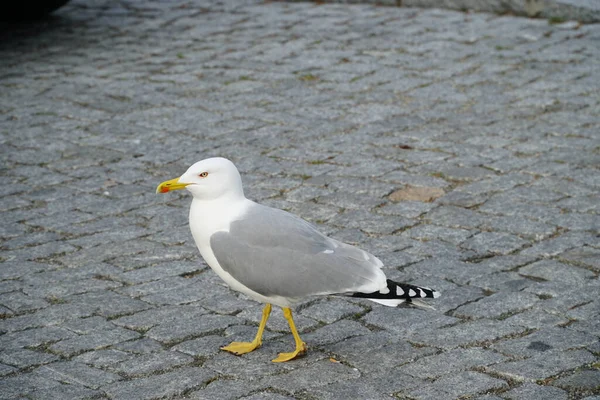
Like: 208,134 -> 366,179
351,279 -> 440,300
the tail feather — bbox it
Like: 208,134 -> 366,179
350,279 -> 440,308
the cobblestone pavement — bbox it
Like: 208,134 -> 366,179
1,1 -> 599,399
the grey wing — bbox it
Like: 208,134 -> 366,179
210,204 -> 386,298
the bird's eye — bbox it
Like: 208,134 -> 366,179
199,172 -> 208,178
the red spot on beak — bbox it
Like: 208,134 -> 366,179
161,187 -> 169,193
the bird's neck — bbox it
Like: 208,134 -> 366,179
189,196 -> 250,239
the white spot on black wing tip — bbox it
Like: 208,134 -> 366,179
396,286 -> 404,296
408,289 -> 416,297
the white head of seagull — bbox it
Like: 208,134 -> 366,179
156,157 -> 244,202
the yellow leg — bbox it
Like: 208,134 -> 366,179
272,307 -> 307,363
221,303 -> 271,355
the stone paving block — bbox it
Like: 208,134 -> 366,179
453,291 -> 540,319
0,348 -> 59,369
73,349 -> 132,368
112,305 -> 208,332
302,319 -> 371,346
553,369 -> 600,391
260,359 -> 361,392
398,348 -> 508,379
503,383 -> 568,400
408,319 -> 529,349
488,349 -> 597,381
0,372 -> 63,400
521,231 -> 598,257
27,384 -> 104,400
65,289 -> 151,319
519,259 -> 596,284
172,335 -> 228,358
503,308 -> 569,330
558,246 -> 600,271
363,307 -> 460,338
326,331 -> 437,374
0,363 -> 17,377
524,281 -> 598,312
147,314 -> 240,344
303,379 -> 392,400
492,327 -> 598,357
35,361 -> 121,389
407,371 -> 508,400
48,326 -> 140,357
461,231 -> 528,255
401,224 -> 473,245
423,205 -> 486,229
0,292 -> 49,313
376,200 -> 435,218
119,261 -> 205,284
299,298 -> 364,324
110,350 -> 194,377
0,326 -> 77,350
185,378 -> 260,400
113,338 -> 166,355
103,367 -> 215,400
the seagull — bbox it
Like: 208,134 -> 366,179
157,157 -> 440,362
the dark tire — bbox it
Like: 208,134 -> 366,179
2,0 -> 71,20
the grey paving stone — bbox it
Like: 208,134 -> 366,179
48,326 -> 140,357
110,350 -> 194,377
492,327 -> 598,357
302,319 -> 371,346
103,367 -> 215,400
113,338 -> 166,355
401,224 -> 473,245
376,200 -> 435,218
503,383 -> 568,400
503,308 -> 570,329
0,372 -> 63,399
558,246 -> 600,271
409,319 -> 529,349
488,349 -> 597,381
35,361 -> 121,389
0,326 -> 77,350
518,259 -> 596,285
461,231 -> 528,255
553,369 -> 600,390
172,335 -> 228,358
27,384 -> 104,400
112,305 -> 209,332
304,379 -> 392,400
185,378 -> 260,400
0,363 -> 17,377
259,358 -> 361,392
73,349 -> 132,368
407,371 -> 508,400
453,291 -> 540,319
398,348 -> 508,379
0,349 -> 59,369
146,314 -> 240,344
299,298 -> 364,324
363,307 -> 460,338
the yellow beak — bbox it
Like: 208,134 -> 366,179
156,177 -> 188,194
